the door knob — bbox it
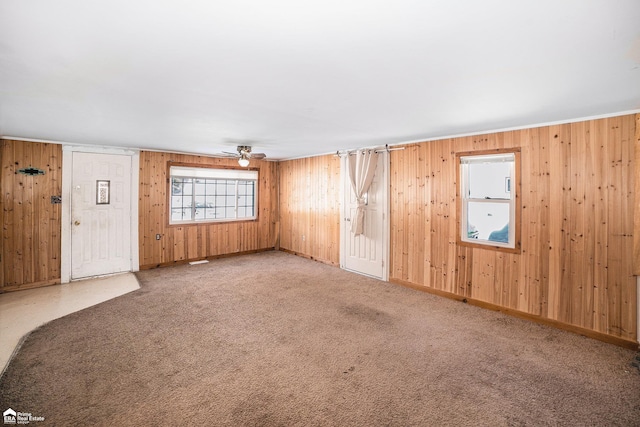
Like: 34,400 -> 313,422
74,220 -> 81,226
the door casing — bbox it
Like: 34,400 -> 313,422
61,146 -> 139,283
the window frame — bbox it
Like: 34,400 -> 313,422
167,163 -> 259,226
456,148 -> 521,253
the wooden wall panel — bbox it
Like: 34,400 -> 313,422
390,115 -> 637,344
633,114 -> 640,275
138,151 -> 278,268
278,154 -> 340,266
1,139 -> 62,291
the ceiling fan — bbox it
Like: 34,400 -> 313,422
221,145 -> 266,167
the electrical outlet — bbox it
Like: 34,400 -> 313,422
156,234 -> 161,240
302,235 -> 305,241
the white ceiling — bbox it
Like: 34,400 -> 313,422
1,1 -> 639,160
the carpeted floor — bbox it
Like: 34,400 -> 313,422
1,251 -> 639,426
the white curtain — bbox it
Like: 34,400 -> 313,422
348,149 -> 379,236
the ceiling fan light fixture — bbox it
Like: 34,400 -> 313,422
238,154 -> 250,167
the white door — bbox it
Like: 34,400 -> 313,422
71,152 -> 132,279
342,152 -> 388,279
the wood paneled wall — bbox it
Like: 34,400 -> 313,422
390,115 -> 637,343
1,140 -> 62,291
278,154 -> 341,265
633,114 -> 640,275
138,151 -> 278,269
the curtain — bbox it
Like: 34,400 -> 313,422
348,149 -> 379,236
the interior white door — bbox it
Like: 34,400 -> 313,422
343,152 -> 387,279
71,152 -> 132,279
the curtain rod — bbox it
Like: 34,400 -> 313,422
334,144 -> 405,157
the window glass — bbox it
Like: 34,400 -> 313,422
467,161 -> 511,199
169,166 -> 258,224
467,202 -> 510,242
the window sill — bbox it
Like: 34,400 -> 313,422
167,218 -> 258,227
457,239 -> 521,254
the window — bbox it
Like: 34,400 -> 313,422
457,149 -> 520,252
169,165 -> 258,224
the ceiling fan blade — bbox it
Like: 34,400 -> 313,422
217,146 -> 266,160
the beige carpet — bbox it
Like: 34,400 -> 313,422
1,251 -> 638,426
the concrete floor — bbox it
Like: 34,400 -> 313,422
0,273 -> 140,374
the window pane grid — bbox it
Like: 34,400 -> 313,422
170,171 -> 257,224
237,181 -> 255,218
171,178 -> 193,222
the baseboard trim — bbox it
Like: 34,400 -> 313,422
0,279 -> 61,293
139,248 -> 276,270
389,278 -> 639,351
278,248 -> 339,267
